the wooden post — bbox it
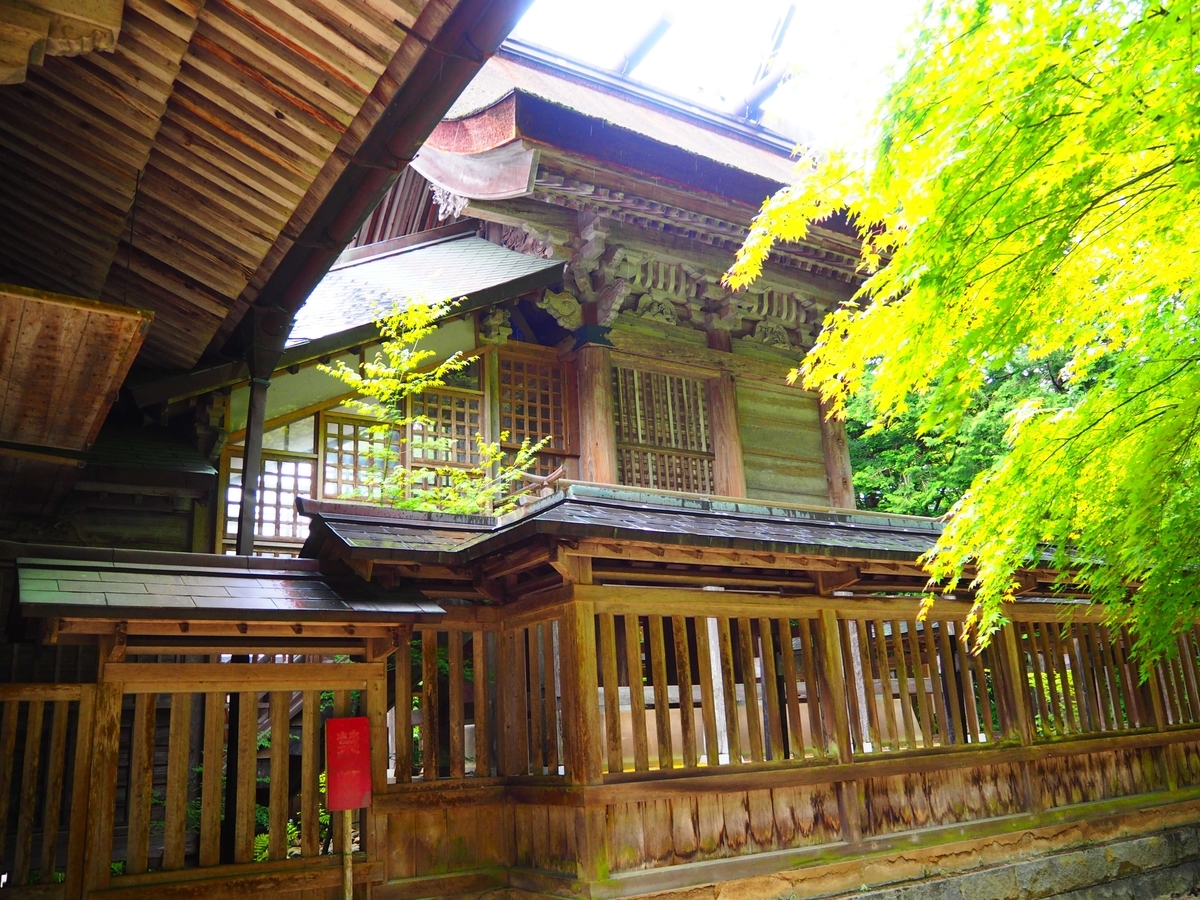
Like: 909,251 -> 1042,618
64,685 -> 96,900
236,376 -> 269,555
83,682 -> 123,895
576,343 -> 617,483
818,398 -> 855,509
342,807 -> 354,900
816,610 -> 861,843
706,372 -> 746,497
1000,623 -> 1041,812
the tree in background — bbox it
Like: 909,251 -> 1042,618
849,352 -> 1081,517
320,301 -> 544,515
728,1 -> 1200,661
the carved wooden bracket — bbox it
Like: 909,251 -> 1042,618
0,0 -> 123,85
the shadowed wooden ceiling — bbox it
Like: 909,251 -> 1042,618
0,0 -> 444,371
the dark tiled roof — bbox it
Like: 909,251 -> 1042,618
288,234 -> 563,346
17,556 -> 442,621
301,485 -> 943,564
296,497 -> 491,562
88,425 -> 217,475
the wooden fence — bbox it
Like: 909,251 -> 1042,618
4,590 -> 1200,899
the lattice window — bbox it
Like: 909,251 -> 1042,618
322,415 -> 400,500
612,366 -> 714,493
499,351 -> 570,476
223,451 -> 315,554
410,390 -> 483,466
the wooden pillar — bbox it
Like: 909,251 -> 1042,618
235,376 -> 269,555
575,343 -> 617,484
558,577 -> 608,883
818,398 -> 855,509
1000,623 -> 1042,811
816,610 -> 861,843
706,372 -> 746,497
82,681 -> 123,895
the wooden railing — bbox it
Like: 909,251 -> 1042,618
83,659 -> 387,898
13,590 -> 1200,899
0,684 -> 93,895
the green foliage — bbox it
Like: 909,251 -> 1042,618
848,352 -> 1081,516
728,0 -> 1200,664
319,300 -> 546,514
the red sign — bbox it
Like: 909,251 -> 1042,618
326,717 -> 372,811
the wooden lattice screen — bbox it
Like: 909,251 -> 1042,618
498,349 -> 570,476
612,366 -> 714,493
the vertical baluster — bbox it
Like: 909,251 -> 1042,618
163,693 -> 193,870
854,620 -> 882,752
39,700 -> 70,883
199,692 -> 225,866
891,622 -> 917,751
542,622 -> 559,775
0,701 -> 18,874
127,693 -> 156,874
1104,625 -> 1139,729
300,691 -> 319,859
798,620 -> 826,757
972,645 -> 997,742
331,690 -> 349,853
234,691 -> 257,864
1022,624 -> 1051,737
907,620 -> 933,747
1173,630 -> 1200,725
599,613 -> 622,774
922,621 -> 949,745
951,624 -> 980,743
13,699 -> 44,884
1084,624 -> 1115,729
873,621 -> 899,751
268,691 -> 289,861
395,635 -> 412,782
473,630 -> 491,777
758,619 -> 784,760
532,627 -> 548,775
648,615 -> 674,768
777,618 -> 804,759
1036,624 -> 1062,735
1047,626 -> 1078,734
674,616 -> 699,767
736,618 -> 764,763
937,621 -> 966,745
1110,626 -> 1141,729
450,631 -> 466,778
694,617 -> 720,765
421,630 -> 440,780
716,617 -> 742,764
1069,624 -> 1096,732
623,615 -> 650,771
840,620 -> 865,752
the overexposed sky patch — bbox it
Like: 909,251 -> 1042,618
511,0 -> 925,151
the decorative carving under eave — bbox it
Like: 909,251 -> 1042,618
0,0 -> 123,85
636,291 -> 678,325
478,307 -> 513,344
753,319 -> 792,349
594,277 -> 630,327
537,289 -> 583,331
430,184 -> 469,221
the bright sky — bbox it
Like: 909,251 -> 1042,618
510,0 -> 926,150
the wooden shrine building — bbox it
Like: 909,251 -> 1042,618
1,22 -> 1200,900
